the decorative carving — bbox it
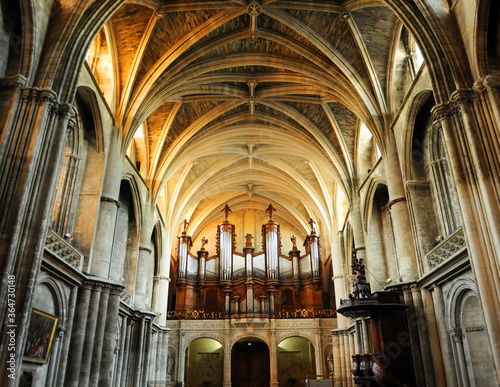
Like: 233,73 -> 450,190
465,325 -> 485,332
45,230 -> 84,271
167,310 -> 224,320
181,219 -> 189,233
426,228 -> 466,269
347,250 -> 373,300
275,308 -> 336,319
290,235 -> 297,250
120,289 -> 132,305
246,0 -> 262,16
222,204 -> 232,221
309,218 -> 317,234
339,12 -> 350,20
245,233 -> 254,248
405,180 -> 431,192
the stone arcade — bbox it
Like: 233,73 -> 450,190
0,0 -> 499,386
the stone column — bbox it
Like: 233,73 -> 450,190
135,245 -> 153,308
90,286 -> 111,386
155,330 -> 166,385
89,134 -> 123,278
421,288 -> 447,387
65,283 -> 92,387
156,277 -> 171,325
223,332 -> 232,387
411,286 -> 436,387
148,330 -> 158,385
348,332 -> 355,387
0,88 -> 76,384
119,320 -> 133,387
115,317 -> 128,387
433,90 -> 500,381
343,333 -> 351,387
80,285 -> 102,385
56,286 -> 78,386
350,196 -> 366,262
99,285 -> 123,387
178,332 -> 187,386
134,317 -> 146,387
46,328 -> 63,386
332,232 -> 348,328
384,131 -> 419,281
450,329 -> 470,387
314,323 -> 323,376
402,285 -> 425,387
269,328 -> 279,387
338,331 -> 346,386
331,331 -> 343,387
157,236 -> 173,325
431,286 -> 458,386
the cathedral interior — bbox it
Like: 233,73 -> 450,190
0,0 -> 499,386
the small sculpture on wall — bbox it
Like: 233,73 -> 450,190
327,353 -> 334,375
200,237 -> 208,250
290,235 -> 297,250
167,356 -> 175,376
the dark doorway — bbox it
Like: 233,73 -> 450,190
231,338 -> 270,387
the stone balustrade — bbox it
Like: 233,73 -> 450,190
45,229 -> 84,271
426,228 -> 466,269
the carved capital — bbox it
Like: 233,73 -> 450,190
0,74 -> 28,90
451,88 -> 476,109
475,75 -> 500,94
431,102 -> 452,123
39,88 -> 59,105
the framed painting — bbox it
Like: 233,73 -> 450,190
23,309 -> 59,363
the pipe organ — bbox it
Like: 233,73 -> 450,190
174,204 -> 324,318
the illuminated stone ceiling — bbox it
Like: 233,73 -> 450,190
94,0 -> 402,250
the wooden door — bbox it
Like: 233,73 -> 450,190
231,341 -> 270,387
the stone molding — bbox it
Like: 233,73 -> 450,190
0,74 -> 28,89
101,195 -> 121,207
140,245 -> 153,254
426,228 -> 466,269
388,196 -> 407,209
405,180 -> 431,191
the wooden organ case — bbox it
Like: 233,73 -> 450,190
173,204 -> 325,319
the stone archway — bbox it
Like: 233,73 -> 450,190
231,337 -> 270,387
277,336 -> 316,387
185,338 -> 224,387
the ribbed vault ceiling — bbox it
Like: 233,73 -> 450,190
103,0 -> 400,248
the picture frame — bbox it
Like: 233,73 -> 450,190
23,309 -> 59,364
